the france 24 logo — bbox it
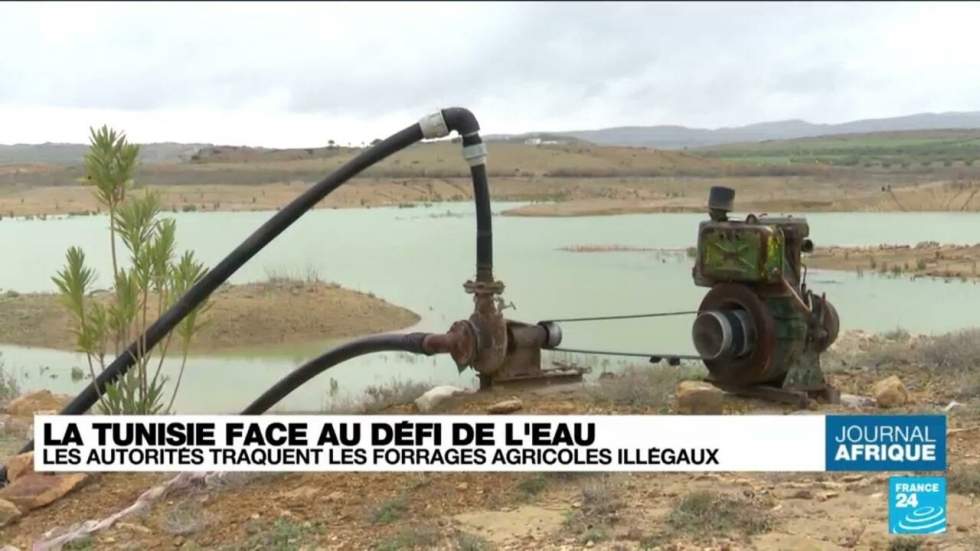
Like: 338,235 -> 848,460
889,477 -> 946,535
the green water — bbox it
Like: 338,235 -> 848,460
2,205 -> 979,412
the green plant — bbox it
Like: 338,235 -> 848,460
374,525 -> 442,550
0,354 -> 20,406
667,490 -> 772,538
455,532 -> 493,551
371,494 -> 409,524
83,125 -> 139,280
53,127 -> 209,415
516,474 -> 548,497
948,465 -> 980,495
888,538 -> 923,551
239,518 -> 321,551
588,365 -> 705,410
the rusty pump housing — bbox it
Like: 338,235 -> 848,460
691,186 -> 840,405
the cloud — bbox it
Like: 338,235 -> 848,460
1,2 -> 979,146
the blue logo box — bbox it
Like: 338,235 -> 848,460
825,415 -> 946,471
889,476 -> 946,535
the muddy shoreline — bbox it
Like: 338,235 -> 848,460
0,280 -> 419,353
3,177 -> 980,219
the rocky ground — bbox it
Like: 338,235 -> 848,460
1,330 -> 979,550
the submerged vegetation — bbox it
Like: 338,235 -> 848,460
52,126 -> 209,414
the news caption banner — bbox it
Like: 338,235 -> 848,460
36,414 -> 945,474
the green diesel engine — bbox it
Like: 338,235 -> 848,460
691,187 -> 840,404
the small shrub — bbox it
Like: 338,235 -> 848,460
455,531 -> 493,551
588,365 -> 705,410
63,536 -> 94,551
371,494 -> 408,524
888,538 -> 923,551
882,328 -> 911,342
917,329 -> 980,373
563,476 -> 623,543
241,518 -> 320,551
516,474 -> 548,497
163,500 -> 208,536
374,524 -> 441,550
667,490 -> 772,538
948,465 -> 980,495
361,380 -> 433,413
0,357 -> 20,407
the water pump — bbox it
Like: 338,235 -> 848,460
691,186 -> 840,405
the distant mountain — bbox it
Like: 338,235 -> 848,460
0,142 -> 209,165
494,111 -> 980,149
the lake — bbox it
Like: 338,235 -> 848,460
2,205 -> 978,412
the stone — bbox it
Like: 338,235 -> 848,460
0,498 -> 21,527
487,398 -> 523,415
0,473 -> 89,512
674,381 -> 724,414
839,393 -> 875,409
414,385 -> 467,413
873,376 -> 909,408
4,453 -> 34,482
3,390 -> 70,416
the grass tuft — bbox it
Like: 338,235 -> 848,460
667,490 -> 772,538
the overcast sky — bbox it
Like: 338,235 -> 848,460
2,2 -> 979,147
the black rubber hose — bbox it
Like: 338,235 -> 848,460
469,162 -> 492,282
442,107 -> 480,136
240,332 -> 430,415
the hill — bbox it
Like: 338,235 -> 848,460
499,111 -> 980,149
0,142 -> 209,165
696,128 -> 980,168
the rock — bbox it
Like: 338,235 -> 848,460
839,393 -> 875,409
414,385 -> 467,413
324,490 -> 344,502
487,398 -> 523,415
674,381 -> 723,414
0,498 -> 21,527
3,390 -> 70,416
456,482 -> 469,491
0,473 -> 89,512
873,376 -> 909,408
4,453 -> 34,482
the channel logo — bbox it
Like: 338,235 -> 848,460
889,477 -> 946,535
825,415 -> 946,471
